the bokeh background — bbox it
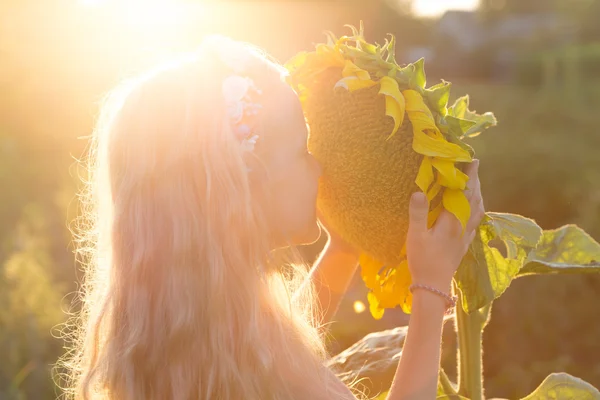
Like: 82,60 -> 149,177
1,0 -> 599,398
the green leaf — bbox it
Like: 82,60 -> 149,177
385,34 -> 397,64
353,36 -> 377,55
445,115 -> 477,138
447,95 -> 497,137
324,30 -> 338,46
397,59 -> 427,90
520,373 -> 600,400
519,225 -> 600,276
436,115 -> 476,155
462,111 -> 497,138
448,95 -> 469,119
411,58 -> 427,89
344,24 -> 360,38
397,63 -> 415,85
438,369 -> 460,398
455,213 -> 542,313
425,80 -> 452,116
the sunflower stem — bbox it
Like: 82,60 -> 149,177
439,368 -> 458,395
455,284 -> 491,400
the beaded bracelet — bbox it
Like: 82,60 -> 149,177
409,283 -> 458,315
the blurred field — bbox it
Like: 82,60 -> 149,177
1,1 -> 600,399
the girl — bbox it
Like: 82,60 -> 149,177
62,36 -> 485,400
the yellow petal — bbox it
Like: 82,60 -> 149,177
431,158 -> 469,190
403,89 -> 473,162
342,60 -> 371,80
402,291 -> 413,314
427,180 -> 442,201
359,253 -> 384,289
438,169 -> 470,190
427,201 -> 443,228
284,51 -> 308,73
413,129 -> 473,162
378,76 -> 406,137
367,292 -> 385,320
395,261 -> 413,314
334,76 -> 377,92
403,89 -> 435,119
415,156 -> 434,193
408,111 -> 440,137
429,129 -> 446,140
442,188 -> 471,232
315,44 -> 345,66
374,278 -> 399,309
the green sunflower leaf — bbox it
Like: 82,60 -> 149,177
448,95 -> 470,118
324,31 -> 338,46
411,58 -> 426,89
437,369 -> 460,398
520,373 -> 600,400
344,24 -> 360,38
397,63 -> 414,84
447,95 -> 497,137
455,213 -> 542,313
518,225 -> 600,276
462,111 -> 497,138
385,34 -> 397,64
425,80 -> 452,116
445,115 -> 477,139
360,39 -> 378,55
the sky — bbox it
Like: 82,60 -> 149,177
412,0 -> 480,17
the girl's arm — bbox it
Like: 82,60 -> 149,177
387,160 -> 484,400
307,236 -> 360,325
387,286 -> 449,399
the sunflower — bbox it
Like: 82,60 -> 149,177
286,24 -> 496,318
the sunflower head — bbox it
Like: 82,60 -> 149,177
285,24 -> 497,318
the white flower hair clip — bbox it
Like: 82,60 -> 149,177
222,74 -> 262,153
205,35 -> 263,154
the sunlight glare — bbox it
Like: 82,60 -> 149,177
81,0 -> 105,6
413,0 -> 479,17
80,0 -> 190,30
353,300 -> 366,314
121,0 -> 185,30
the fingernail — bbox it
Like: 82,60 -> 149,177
412,192 -> 427,206
475,159 -> 480,170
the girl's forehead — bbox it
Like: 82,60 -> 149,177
264,84 -> 304,123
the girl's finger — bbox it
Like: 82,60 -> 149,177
463,230 -> 477,252
432,208 -> 462,237
466,197 -> 484,233
464,160 -> 480,200
408,192 -> 429,236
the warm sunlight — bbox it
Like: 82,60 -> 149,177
413,0 -> 479,17
80,0 -> 189,29
81,0 -> 103,6
353,300 -> 366,314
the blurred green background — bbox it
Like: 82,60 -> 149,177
1,0 -> 599,398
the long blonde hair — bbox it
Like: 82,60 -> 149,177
60,37 -> 348,399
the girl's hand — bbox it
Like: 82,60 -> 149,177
406,160 -> 485,292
